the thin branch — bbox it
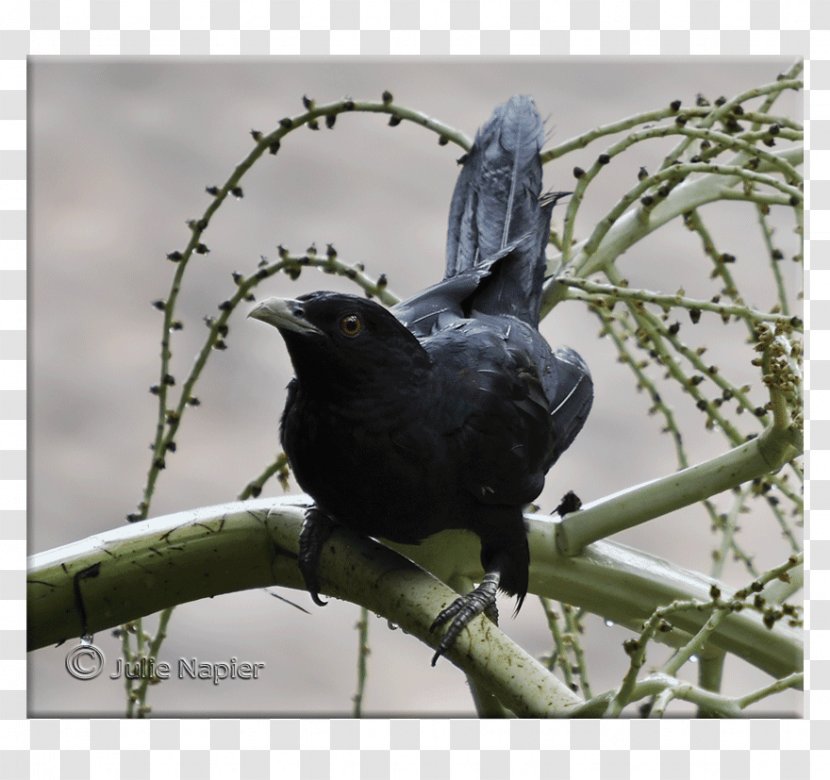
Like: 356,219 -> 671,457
562,277 -> 800,330
132,607 -> 174,717
563,604 -> 592,699
657,72 -> 802,172
594,265 -> 802,545
554,120 -> 801,270
239,453 -> 291,500
540,69 -> 801,163
737,672 -> 803,709
271,247 -> 400,306
710,488 -> 750,580
588,297 -> 764,578
603,552 -> 801,716
539,597 -> 575,685
352,607 -> 370,717
540,146 -> 802,316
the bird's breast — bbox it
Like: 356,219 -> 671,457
281,383 -> 461,541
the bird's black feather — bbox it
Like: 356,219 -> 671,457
250,96 -> 593,664
443,95 -> 553,327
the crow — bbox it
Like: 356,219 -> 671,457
249,95 -> 593,665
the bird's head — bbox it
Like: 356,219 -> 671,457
249,291 -> 430,392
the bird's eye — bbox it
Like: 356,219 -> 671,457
339,314 -> 363,338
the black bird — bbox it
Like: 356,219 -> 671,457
249,96 -> 593,664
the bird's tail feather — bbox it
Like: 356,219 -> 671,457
444,95 -> 550,327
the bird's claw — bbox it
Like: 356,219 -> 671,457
429,572 -> 500,666
309,589 -> 328,607
298,507 -> 335,607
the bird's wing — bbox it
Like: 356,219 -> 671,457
458,317 -> 594,474
391,258 -> 496,337
543,346 -> 594,466
392,235 -> 533,337
424,321 -> 554,507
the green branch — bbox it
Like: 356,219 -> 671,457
540,146 -> 802,316
540,67 -> 801,163
28,498 -> 802,683
352,607 -> 370,717
555,413 -> 800,558
602,552 -> 801,716
28,499 -> 580,717
589,303 -> 760,576
553,120 -> 800,270
562,277 -> 800,330
573,669 -> 802,718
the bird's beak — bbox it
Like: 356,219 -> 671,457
248,297 -> 323,335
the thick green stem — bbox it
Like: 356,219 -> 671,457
28,499 -> 580,718
555,422 -> 800,558
28,498 -> 801,683
696,651 -> 726,717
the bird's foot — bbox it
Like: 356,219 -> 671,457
298,507 -> 335,607
429,571 -> 500,666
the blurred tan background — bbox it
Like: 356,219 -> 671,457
28,58 -> 801,716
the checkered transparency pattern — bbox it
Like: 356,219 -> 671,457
0,0 -> 824,778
